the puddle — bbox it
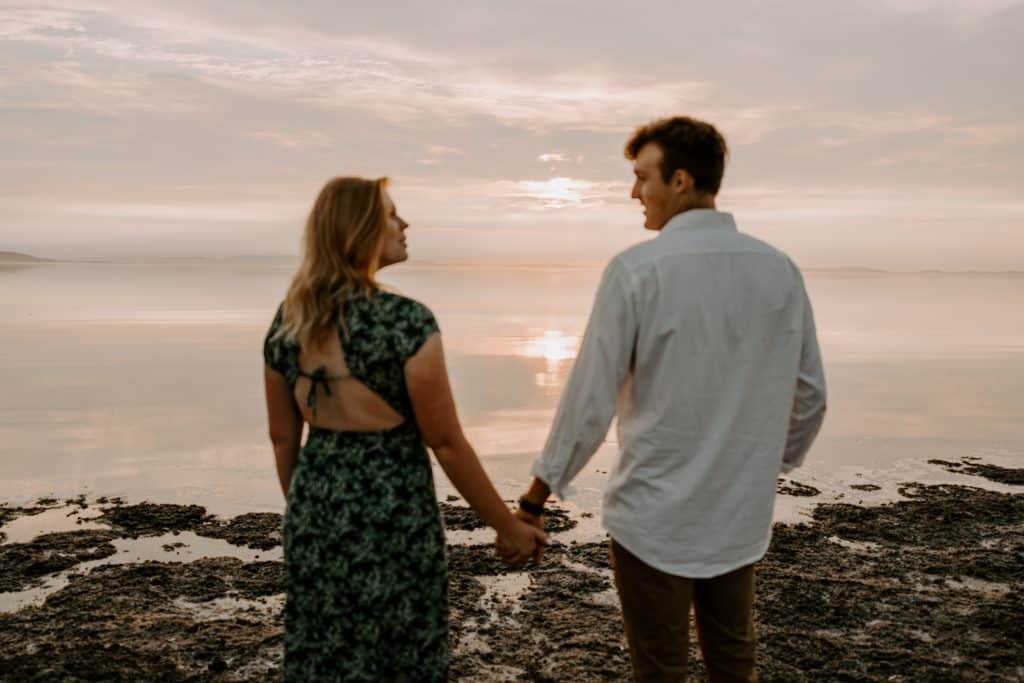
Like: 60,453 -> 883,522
0,531 -> 282,613
445,528 -> 497,546
826,535 -> 883,553
0,575 -> 70,614
172,593 -> 285,621
104,531 -> 281,565
475,572 -> 531,614
935,576 -> 1014,596
1,505 -> 107,544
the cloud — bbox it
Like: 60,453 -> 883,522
240,129 -> 333,149
0,7 -> 85,40
1,1 -> 1022,268
0,7 -> 713,131
425,144 -> 462,156
876,0 -> 1023,23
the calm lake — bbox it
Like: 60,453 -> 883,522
2,260 -> 1022,518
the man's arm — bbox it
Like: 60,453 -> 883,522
782,283 -> 827,472
527,258 -> 638,501
520,477 -> 551,508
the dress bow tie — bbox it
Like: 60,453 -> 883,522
298,365 -> 348,417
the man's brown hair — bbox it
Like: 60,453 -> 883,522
624,116 -> 728,195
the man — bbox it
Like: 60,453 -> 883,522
507,116 -> 827,681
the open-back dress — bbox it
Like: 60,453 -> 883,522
263,291 -> 447,682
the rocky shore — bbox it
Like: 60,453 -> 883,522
1,458 -> 1021,682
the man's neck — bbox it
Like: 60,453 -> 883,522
685,195 -> 717,211
665,197 -> 717,225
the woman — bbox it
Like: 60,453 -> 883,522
263,176 -> 545,682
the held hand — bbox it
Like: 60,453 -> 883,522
495,518 -> 547,569
512,507 -> 545,564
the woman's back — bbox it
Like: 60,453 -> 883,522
264,292 -> 439,433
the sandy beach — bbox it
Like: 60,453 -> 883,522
1,457 -> 1021,682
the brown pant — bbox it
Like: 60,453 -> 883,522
610,539 -> 757,682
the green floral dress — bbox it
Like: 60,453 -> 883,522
263,291 -> 448,682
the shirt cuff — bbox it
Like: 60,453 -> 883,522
780,461 -> 800,474
530,459 -> 577,501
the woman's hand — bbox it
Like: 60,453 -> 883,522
495,518 -> 548,569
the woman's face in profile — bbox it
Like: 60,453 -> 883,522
378,190 -> 409,268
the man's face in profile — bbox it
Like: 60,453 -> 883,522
630,143 -> 674,231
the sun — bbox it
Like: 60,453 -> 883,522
521,330 -> 579,362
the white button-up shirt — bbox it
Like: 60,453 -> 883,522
532,209 -> 826,578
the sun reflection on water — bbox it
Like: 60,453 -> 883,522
520,330 -> 580,388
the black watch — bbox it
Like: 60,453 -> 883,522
518,497 -> 546,516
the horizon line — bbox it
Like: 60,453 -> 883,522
3,250 -> 1023,275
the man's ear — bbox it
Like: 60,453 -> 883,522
671,168 -> 693,196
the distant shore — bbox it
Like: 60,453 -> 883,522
0,251 -> 55,264
1,458 -> 1022,682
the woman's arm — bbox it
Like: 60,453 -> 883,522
406,333 -> 546,564
265,365 -> 303,498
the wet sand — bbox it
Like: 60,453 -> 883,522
1,458 -> 1021,682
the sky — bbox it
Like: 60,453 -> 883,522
1,1 -> 1022,268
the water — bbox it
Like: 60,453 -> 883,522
2,260 -> 1023,519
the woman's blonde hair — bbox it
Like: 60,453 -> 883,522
278,176 -> 389,346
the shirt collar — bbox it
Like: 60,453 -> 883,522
659,209 -> 737,235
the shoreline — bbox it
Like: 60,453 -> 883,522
1,458 -> 1021,682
